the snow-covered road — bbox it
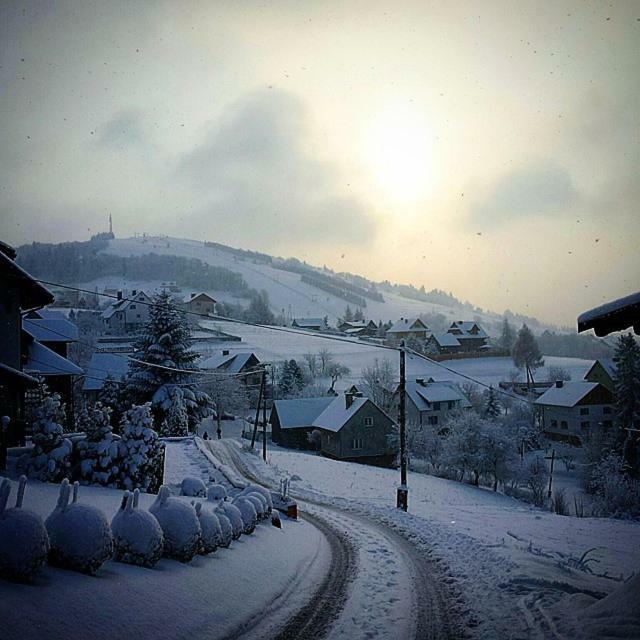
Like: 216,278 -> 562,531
209,439 -> 460,640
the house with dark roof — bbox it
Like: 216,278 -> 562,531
583,359 -> 616,393
534,380 -> 614,445
393,378 -> 471,429
270,396 -> 335,449
0,242 -> 54,459
446,321 -> 489,352
291,317 -> 328,331
338,320 -> 378,337
578,291 -> 640,337
385,317 -> 430,346
183,292 -> 217,316
101,290 -> 152,334
425,332 -> 462,356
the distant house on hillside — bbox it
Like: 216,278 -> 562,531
291,317 -> 328,331
583,359 -> 616,392
270,396 -> 335,449
200,350 -> 262,386
446,321 -> 489,352
183,292 -> 217,317
101,290 -> 152,334
425,333 -> 462,356
534,380 -> 614,445
315,389 -> 397,466
393,378 -> 471,429
385,317 -> 429,346
82,352 -> 132,401
338,320 -> 378,337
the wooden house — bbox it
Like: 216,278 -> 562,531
270,397 -> 335,449
385,317 -> 430,346
338,320 -> 378,337
200,350 -> 262,386
183,292 -> 217,316
583,359 -> 616,393
292,317 -> 328,331
425,333 -> 462,355
446,321 -> 489,352
534,380 -> 614,446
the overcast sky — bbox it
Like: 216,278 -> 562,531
1,1 -> 638,325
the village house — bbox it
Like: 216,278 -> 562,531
446,321 -> 489,352
0,242 -> 53,458
385,317 -> 430,346
270,396 -> 335,449
182,292 -> 217,316
101,290 -> 152,334
393,378 -> 471,429
200,350 -> 262,386
291,317 -> 328,331
338,320 -> 378,337
425,332 -> 462,356
583,359 -> 616,392
534,380 -> 615,446
82,351 -> 132,402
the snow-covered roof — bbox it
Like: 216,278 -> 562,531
585,358 -> 617,380
24,340 -> 83,377
272,397 -> 335,429
23,317 -> 79,342
0,248 -> 54,310
430,333 -> 461,347
184,292 -> 217,304
448,321 -> 488,339
387,317 -> 428,334
578,291 -> 640,336
405,381 -> 471,410
199,352 -> 259,373
82,352 -> 131,391
101,291 -> 151,319
534,381 -> 600,408
311,395 -> 370,432
0,362 -> 39,387
292,317 -> 326,328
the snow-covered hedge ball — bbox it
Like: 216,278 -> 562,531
111,490 -> 163,568
150,486 -> 201,563
180,477 -> 207,498
245,494 -> 265,521
214,511 -> 233,548
0,477 -> 49,582
193,503 -> 221,555
207,484 -> 227,502
46,480 -> 113,575
218,503 -> 243,540
240,485 -> 273,512
232,497 -> 257,535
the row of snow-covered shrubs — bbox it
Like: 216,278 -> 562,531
0,475 -> 274,582
18,396 -> 164,492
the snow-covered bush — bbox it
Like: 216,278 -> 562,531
0,477 -> 49,582
21,394 -> 72,482
245,494 -> 265,520
240,485 -> 273,512
214,510 -> 233,548
193,502 -> 221,554
590,453 -> 640,518
218,502 -> 243,539
76,403 -> 120,486
149,486 -> 201,562
232,496 -> 257,534
207,484 -> 227,502
181,477 -> 207,498
118,403 -> 165,492
111,489 -> 164,568
45,480 -> 113,575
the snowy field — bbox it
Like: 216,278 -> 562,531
0,472 -> 328,640
232,440 -> 640,639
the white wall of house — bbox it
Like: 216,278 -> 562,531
539,403 -> 614,442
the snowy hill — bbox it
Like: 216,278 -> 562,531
93,235 -> 544,333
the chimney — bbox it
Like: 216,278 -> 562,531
555,380 -> 564,388
117,290 -> 122,300
132,289 -> 137,296
416,378 -> 425,386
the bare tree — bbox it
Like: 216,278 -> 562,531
360,358 -> 395,411
202,375 -> 249,439
317,348 -> 334,375
326,362 -> 350,392
303,352 -> 320,379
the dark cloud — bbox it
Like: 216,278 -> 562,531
179,89 -> 375,248
472,162 -> 576,227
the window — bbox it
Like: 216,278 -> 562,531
603,406 -> 612,414
428,416 -> 438,426
580,408 -> 589,416
580,421 -> 590,431
352,437 -> 363,450
364,417 -> 373,427
433,402 -> 441,411
448,401 -> 455,410
551,419 -> 558,428
130,304 -> 136,309
560,421 -> 568,430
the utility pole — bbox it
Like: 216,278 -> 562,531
397,341 -> 408,511
251,368 -> 265,449
262,366 -> 268,461
545,448 -> 556,498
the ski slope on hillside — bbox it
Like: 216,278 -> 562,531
99,236 -> 508,328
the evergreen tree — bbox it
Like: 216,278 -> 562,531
279,359 -> 305,396
77,403 -> 120,486
613,334 -> 640,476
343,306 -> 354,322
499,317 -> 515,351
484,386 -> 501,420
21,393 -> 72,482
512,324 -> 545,386
244,290 -> 274,325
118,403 -> 165,491
98,374 -> 123,429
353,308 -> 364,322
